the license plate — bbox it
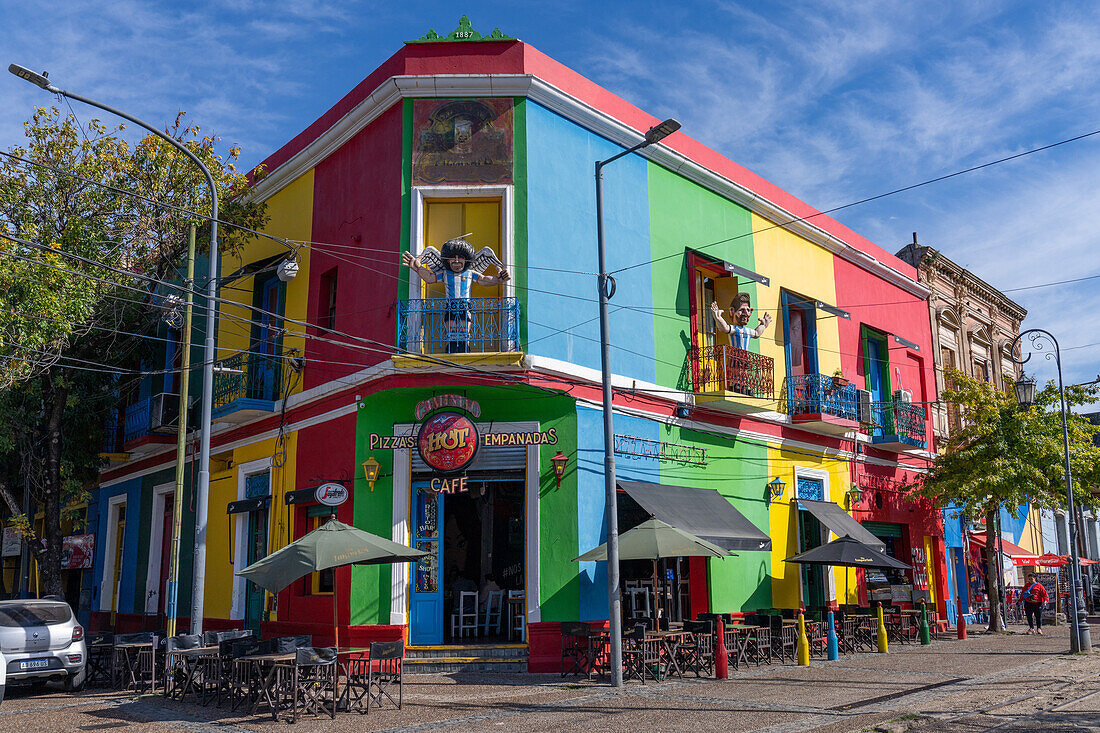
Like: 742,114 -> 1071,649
19,659 -> 50,670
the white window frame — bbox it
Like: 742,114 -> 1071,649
100,494 -> 128,613
390,420 -> 540,626
230,456 -> 273,621
144,482 -> 175,614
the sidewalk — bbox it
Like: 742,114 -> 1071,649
1,623 -> 1095,732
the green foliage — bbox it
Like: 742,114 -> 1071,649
914,368 -> 1100,517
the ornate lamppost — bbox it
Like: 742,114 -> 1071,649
1009,328 -> 1091,653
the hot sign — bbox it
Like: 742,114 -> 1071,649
417,411 -> 479,474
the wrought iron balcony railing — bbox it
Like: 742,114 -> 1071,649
784,373 -> 859,421
214,352 -> 278,410
103,410 -> 123,453
872,400 -> 927,444
691,345 -> 775,399
398,296 -> 519,355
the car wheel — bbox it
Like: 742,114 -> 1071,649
63,667 -> 86,693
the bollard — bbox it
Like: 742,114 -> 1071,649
715,617 -> 729,679
956,595 -> 967,640
826,610 -> 839,661
797,611 -> 810,666
876,604 -> 889,653
919,600 -> 931,645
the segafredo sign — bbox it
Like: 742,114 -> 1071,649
315,482 -> 349,507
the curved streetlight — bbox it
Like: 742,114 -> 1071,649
1009,328 -> 1091,653
10,63 -> 218,635
595,117 -> 680,687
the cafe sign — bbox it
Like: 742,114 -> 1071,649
416,411 -> 479,474
314,482 -> 349,507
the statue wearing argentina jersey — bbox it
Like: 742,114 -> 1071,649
402,237 -> 510,353
710,291 -> 772,350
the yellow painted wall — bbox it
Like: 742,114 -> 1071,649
1016,507 -> 1047,555
766,446 -> 858,608
750,213 -> 842,401
217,170 -> 314,386
202,432 -> 298,620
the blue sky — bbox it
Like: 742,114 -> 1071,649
2,1 -> 1097,398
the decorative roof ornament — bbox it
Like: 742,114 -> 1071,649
407,15 -> 516,43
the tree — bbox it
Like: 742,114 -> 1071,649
0,107 -> 266,597
913,368 -> 1100,632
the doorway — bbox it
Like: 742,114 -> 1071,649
409,475 -> 525,645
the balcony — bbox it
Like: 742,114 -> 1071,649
122,394 -> 178,455
396,296 -> 521,367
691,345 -> 775,415
100,411 -> 129,462
869,401 -> 928,453
784,374 -> 860,435
213,352 -> 278,423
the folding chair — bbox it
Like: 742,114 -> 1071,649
621,624 -> 660,683
367,640 -> 404,712
451,591 -> 478,638
288,647 -> 338,723
225,638 -> 270,711
560,621 -> 595,678
508,590 -> 526,641
679,619 -> 714,677
86,632 -> 114,688
113,632 -> 158,693
164,633 -> 204,699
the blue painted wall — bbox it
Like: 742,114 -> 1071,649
524,102 -> 655,383
92,479 -> 143,616
575,406 -> 662,621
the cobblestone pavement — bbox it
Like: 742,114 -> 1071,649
1,624 -> 1097,732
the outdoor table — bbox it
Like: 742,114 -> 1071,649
237,651 -> 296,720
645,629 -> 691,679
113,641 -> 156,692
726,624 -> 771,667
167,646 -> 219,703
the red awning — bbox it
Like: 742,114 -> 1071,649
968,532 -> 1038,560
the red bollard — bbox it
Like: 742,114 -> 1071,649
716,617 -> 729,679
956,595 -> 967,640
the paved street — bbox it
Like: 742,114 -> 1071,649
2,626 -> 1098,732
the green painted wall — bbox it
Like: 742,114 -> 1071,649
646,162 -> 757,391
351,384 -> 577,625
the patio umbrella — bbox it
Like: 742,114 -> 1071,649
573,518 -> 734,625
237,518 -> 426,648
784,536 -> 912,570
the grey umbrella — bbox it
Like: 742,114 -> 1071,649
237,518 -> 426,649
573,518 -> 733,625
784,536 -> 912,570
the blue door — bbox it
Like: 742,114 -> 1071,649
257,278 -> 282,400
866,337 -> 886,435
410,483 -> 443,645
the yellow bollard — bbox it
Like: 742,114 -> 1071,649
876,604 -> 889,653
797,611 -> 810,666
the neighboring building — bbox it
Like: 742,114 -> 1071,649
90,18 -> 947,670
896,236 -> 1036,621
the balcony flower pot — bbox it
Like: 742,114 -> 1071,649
831,375 -> 849,389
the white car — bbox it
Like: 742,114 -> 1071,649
0,599 -> 86,692
0,647 -> 6,704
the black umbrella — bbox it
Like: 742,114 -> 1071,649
784,536 -> 912,570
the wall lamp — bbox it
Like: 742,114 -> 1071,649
550,450 -> 570,489
361,456 -> 381,491
846,482 -> 864,509
767,476 -> 787,503
675,403 -> 691,419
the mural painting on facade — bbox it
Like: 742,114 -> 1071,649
412,98 -> 514,185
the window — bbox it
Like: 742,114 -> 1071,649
782,291 -> 818,378
319,267 -> 338,331
941,347 -> 961,431
973,359 -> 990,383
861,327 -> 891,434
422,198 -> 504,300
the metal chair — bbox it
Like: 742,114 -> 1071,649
508,590 -> 526,641
164,633 -> 204,699
482,589 -> 505,636
560,621 -> 597,678
450,591 -> 478,638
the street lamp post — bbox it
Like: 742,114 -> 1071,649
1010,328 -> 1092,653
595,118 -> 680,687
10,64 -> 219,635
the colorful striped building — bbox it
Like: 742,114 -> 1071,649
90,18 -> 946,671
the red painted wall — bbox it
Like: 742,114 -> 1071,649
304,104 -> 405,389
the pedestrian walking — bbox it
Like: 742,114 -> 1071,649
1022,573 -> 1048,635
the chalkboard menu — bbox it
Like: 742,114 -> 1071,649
1032,571 -> 1058,621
